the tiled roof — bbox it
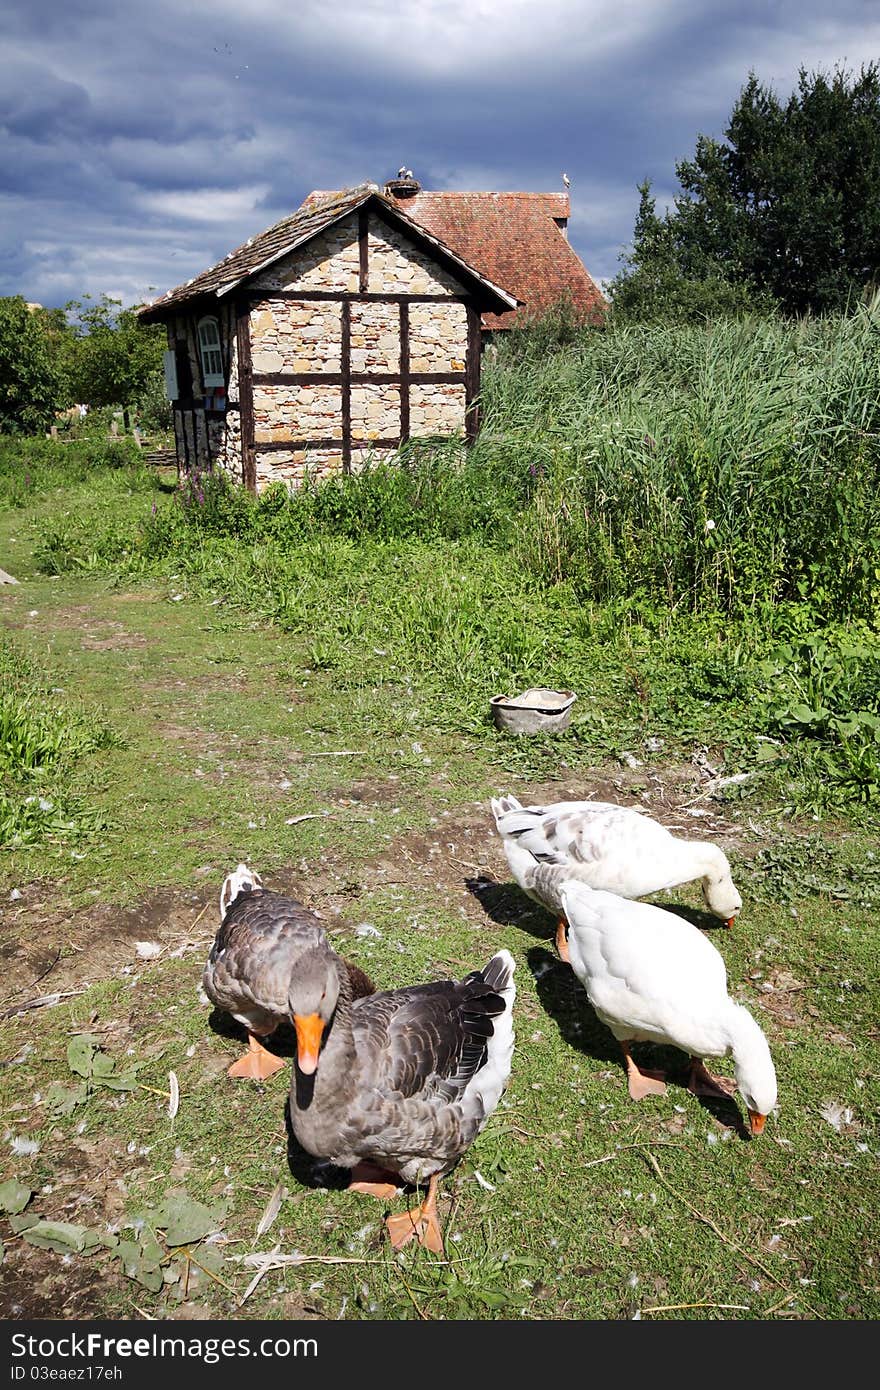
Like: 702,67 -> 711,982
392,191 -> 607,330
138,184 -> 518,322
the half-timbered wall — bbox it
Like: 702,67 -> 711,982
173,206 -> 482,491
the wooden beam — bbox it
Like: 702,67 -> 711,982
399,301 -> 410,444
341,298 -> 351,474
246,290 -> 467,304
256,437 -> 400,453
358,208 -> 369,293
236,303 -> 257,492
465,301 -> 482,445
251,371 -> 465,388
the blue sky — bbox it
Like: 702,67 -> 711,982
2,0 -> 878,308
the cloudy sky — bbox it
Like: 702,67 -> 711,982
2,0 -> 878,309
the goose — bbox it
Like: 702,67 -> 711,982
287,943 -> 516,1252
555,875 -> 776,1135
491,795 -> 741,960
203,865 -> 374,1080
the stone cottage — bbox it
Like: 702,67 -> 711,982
138,184 -> 518,492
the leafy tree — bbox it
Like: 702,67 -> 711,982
0,297 -> 66,434
67,295 -> 165,428
609,183 -> 759,323
612,64 -> 880,320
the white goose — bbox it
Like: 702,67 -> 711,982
491,795 -> 741,959
556,875 -> 776,1134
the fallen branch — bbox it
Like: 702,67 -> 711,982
763,1292 -> 798,1317
582,1140 -> 685,1168
232,1249 -> 379,1308
642,1300 -> 749,1316
308,750 -> 366,758
30,950 -> 62,989
2,990 -> 84,1020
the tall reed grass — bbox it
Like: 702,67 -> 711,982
482,307 -> 880,616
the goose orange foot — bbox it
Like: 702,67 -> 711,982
347,1162 -> 403,1200
688,1057 -> 738,1099
555,916 -> 570,963
385,1174 -> 444,1254
226,1033 -> 286,1080
620,1041 -> 667,1100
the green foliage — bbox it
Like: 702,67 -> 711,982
0,633 -> 121,847
0,435 -> 150,508
609,183 -> 764,324
612,64 -> 880,319
66,295 -> 165,418
0,296 -> 66,434
46,1034 -> 146,1114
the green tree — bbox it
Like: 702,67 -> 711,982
612,64 -> 880,319
68,295 -> 165,428
0,297 -> 65,434
609,182 -> 758,323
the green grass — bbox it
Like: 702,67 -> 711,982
1,331 -> 879,1319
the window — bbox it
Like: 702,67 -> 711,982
197,316 -> 224,388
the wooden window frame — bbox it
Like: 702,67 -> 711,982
197,315 -> 225,388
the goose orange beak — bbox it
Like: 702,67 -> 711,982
725,916 -> 736,929
748,1110 -> 766,1136
293,1012 -> 325,1074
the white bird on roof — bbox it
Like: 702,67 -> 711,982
398,166 -> 407,177
406,169 -> 413,179
562,172 -> 571,188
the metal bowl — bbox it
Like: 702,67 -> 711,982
490,687 -> 578,735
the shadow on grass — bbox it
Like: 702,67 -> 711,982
465,874 -> 555,944
656,901 -> 732,934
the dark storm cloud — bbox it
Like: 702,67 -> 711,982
1,0 -> 878,306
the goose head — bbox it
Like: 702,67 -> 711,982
701,870 -> 742,929
730,1004 -> 777,1135
288,946 -> 340,1075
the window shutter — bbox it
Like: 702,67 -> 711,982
163,350 -> 179,401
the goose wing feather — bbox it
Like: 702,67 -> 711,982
353,971 -> 507,1105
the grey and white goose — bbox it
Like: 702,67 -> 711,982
491,795 -> 741,960
203,864 -> 374,1080
287,942 -> 516,1252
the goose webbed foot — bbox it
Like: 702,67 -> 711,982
620,1040 -> 667,1100
226,1032 -> 285,1080
688,1057 -> 737,1099
347,1161 -> 403,1200
385,1174 -> 444,1254
555,915 -> 570,963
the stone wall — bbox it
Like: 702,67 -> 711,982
409,302 -> 468,372
410,382 -> 467,435
252,214 -> 361,293
250,300 -> 342,374
350,301 -> 399,372
368,219 -> 462,294
255,448 -> 344,490
351,383 -> 401,442
252,383 -> 343,445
